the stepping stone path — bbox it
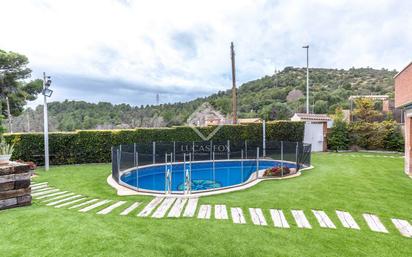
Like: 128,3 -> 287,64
31,182 -> 412,238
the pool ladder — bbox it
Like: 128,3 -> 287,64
183,153 -> 192,195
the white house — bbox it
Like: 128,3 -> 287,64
291,113 -> 331,152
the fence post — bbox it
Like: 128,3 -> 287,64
295,142 -> 299,171
256,147 -> 259,180
153,141 -> 156,164
281,141 -> 284,177
116,149 -> 121,182
210,140 -> 213,160
183,153 -> 186,193
173,141 -> 176,163
192,141 -> 195,161
245,140 -> 248,159
136,152 -> 139,191
213,151 -> 216,186
133,143 -> 137,167
241,149 -> 244,182
263,120 -> 266,157
227,140 -> 230,160
164,153 -> 167,193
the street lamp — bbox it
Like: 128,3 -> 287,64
42,72 -> 53,171
302,45 -> 309,114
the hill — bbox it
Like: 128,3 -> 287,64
9,67 -> 397,132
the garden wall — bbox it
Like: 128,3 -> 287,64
4,121 -> 304,165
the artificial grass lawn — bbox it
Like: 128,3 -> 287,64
1,152 -> 411,256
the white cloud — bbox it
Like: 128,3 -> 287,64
0,0 -> 411,107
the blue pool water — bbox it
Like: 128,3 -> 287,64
121,160 -> 296,192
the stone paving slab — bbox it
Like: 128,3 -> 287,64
312,210 -> 336,229
137,197 -> 164,217
214,205 -> 228,220
391,218 -> 412,238
97,201 -> 127,215
292,210 -> 311,229
79,200 -> 112,213
120,202 -> 141,216
363,213 -> 388,233
336,210 -> 360,229
36,191 -> 68,200
47,195 -> 82,206
54,197 -> 88,208
270,209 -> 289,228
183,198 -> 198,217
152,198 -> 176,218
198,205 -> 211,219
168,198 -> 187,218
249,208 -> 267,226
231,207 -> 246,224
69,199 -> 99,209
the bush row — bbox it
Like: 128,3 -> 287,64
328,120 -> 404,152
4,121 -> 304,165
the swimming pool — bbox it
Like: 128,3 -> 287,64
120,160 -> 297,194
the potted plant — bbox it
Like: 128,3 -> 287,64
0,138 -> 14,165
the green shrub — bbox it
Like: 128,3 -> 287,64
4,121 -> 304,165
348,120 -> 404,151
327,108 -> 349,151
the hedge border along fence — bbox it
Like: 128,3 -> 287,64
4,121 -> 304,165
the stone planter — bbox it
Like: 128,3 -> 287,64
0,162 -> 32,210
0,154 -> 12,165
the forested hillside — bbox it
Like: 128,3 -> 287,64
10,67 -> 397,132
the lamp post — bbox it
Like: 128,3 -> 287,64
302,45 -> 309,114
42,72 -> 53,171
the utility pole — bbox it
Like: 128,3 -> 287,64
5,96 -> 12,133
302,45 -> 309,114
231,42 -> 237,124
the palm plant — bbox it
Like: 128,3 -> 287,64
0,137 -> 14,155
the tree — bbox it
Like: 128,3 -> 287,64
0,49 -> 43,117
328,107 -> 349,151
352,98 -> 383,122
314,100 -> 328,114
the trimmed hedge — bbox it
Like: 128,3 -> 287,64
4,121 -> 304,165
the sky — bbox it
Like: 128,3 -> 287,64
1,0 -> 411,108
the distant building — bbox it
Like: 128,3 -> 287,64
238,118 -> 263,124
291,113 -> 331,152
394,62 -> 412,177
